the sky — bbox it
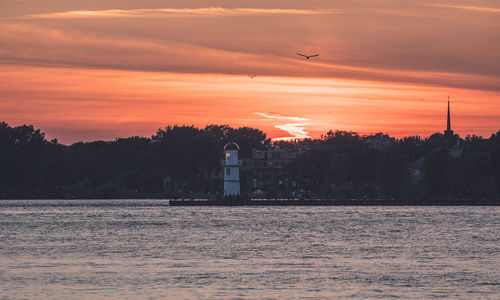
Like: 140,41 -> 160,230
1,0 -> 499,144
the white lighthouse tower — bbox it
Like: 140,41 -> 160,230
222,142 -> 241,197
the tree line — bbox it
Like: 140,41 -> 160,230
0,121 -> 498,202
287,130 -> 499,202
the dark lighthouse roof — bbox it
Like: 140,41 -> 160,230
224,142 -> 240,151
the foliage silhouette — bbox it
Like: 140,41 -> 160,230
0,122 -> 498,203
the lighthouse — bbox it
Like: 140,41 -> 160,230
222,142 -> 241,197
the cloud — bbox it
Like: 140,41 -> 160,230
1,18 -> 499,93
19,7 -> 338,19
273,124 -> 311,141
2,64 -> 499,144
255,112 -> 310,140
254,112 -> 309,122
430,4 -> 500,14
1,1 -> 499,142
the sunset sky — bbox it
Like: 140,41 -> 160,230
1,0 -> 499,144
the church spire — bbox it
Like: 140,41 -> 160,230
444,96 -> 454,136
447,97 -> 451,131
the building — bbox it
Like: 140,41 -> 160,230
237,144 -> 308,194
243,144 -> 308,168
443,97 -> 462,157
222,142 -> 241,197
444,98 -> 454,136
363,133 -> 395,149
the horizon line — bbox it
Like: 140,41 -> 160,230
3,121 -> 498,146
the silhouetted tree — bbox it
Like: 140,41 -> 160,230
0,121 -> 498,202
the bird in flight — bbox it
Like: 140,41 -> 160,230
248,75 -> 256,79
297,53 -> 319,59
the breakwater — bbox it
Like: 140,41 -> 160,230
168,198 -> 496,206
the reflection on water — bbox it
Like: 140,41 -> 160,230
0,200 -> 499,299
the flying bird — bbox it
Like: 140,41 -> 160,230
248,75 -> 256,79
297,53 -> 319,59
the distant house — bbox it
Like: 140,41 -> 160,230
241,144 -> 308,169
363,133 -> 395,149
239,143 -> 309,195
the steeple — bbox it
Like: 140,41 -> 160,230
444,96 -> 454,136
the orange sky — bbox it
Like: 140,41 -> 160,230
1,0 -> 499,144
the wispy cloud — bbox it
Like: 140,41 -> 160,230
2,20 -> 499,92
273,124 -> 310,141
255,112 -> 310,140
19,7 -> 338,19
430,4 -> 500,13
255,112 -> 309,122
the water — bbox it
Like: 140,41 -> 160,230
0,200 -> 499,299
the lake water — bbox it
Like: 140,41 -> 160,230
0,200 -> 499,299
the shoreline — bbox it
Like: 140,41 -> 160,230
168,198 -> 498,206
0,198 -> 498,206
